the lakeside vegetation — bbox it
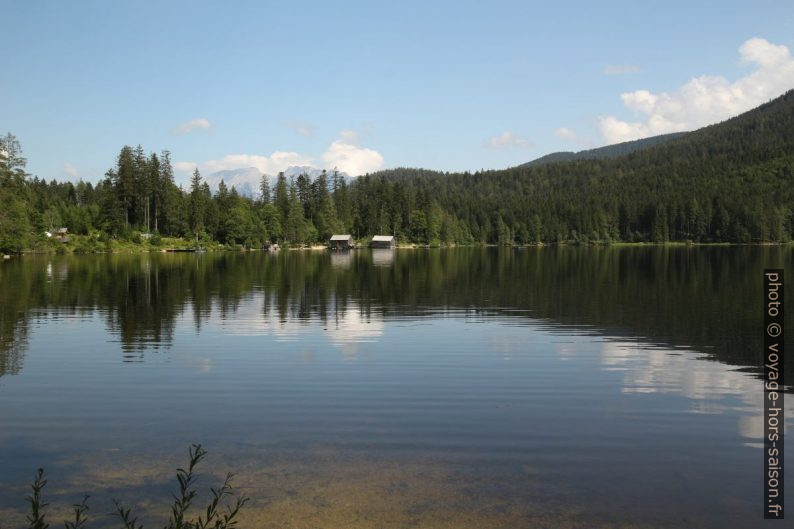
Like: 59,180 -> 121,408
2,90 -> 794,255
9,444 -> 247,529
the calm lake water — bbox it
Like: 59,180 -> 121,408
0,247 -> 791,528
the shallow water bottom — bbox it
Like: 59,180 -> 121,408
0,445 -> 739,529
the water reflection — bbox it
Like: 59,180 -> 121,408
0,247 -> 791,384
205,293 -> 384,359
599,339 -> 791,446
329,250 -> 352,269
0,247 -> 792,528
371,248 -> 394,267
326,305 -> 384,359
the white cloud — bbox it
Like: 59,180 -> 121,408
599,37 -> 794,144
176,133 -> 385,179
172,118 -> 212,135
63,163 -> 79,178
174,161 -> 197,172
485,131 -> 533,149
740,37 -> 790,68
282,121 -> 315,138
178,152 -> 315,175
555,127 -> 577,141
322,140 -> 384,175
603,64 -> 640,75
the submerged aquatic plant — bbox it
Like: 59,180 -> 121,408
11,444 -> 248,529
25,469 -> 49,529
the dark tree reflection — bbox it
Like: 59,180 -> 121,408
0,247 -> 791,385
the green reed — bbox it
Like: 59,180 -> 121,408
8,444 -> 248,529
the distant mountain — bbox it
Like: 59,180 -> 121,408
204,167 -> 262,197
282,166 -> 347,180
205,166 -> 351,197
521,132 -> 687,168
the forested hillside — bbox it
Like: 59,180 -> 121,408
361,90 -> 794,244
1,90 -> 793,253
520,131 -> 686,167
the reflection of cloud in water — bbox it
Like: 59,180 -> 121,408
488,333 -> 530,360
173,351 -> 213,373
205,295 -> 383,358
554,342 -> 577,361
206,294 -> 307,341
600,339 -> 792,442
326,307 -> 383,360
601,340 -> 638,368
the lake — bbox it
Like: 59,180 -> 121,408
0,247 -> 791,528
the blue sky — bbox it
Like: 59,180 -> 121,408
1,0 -> 793,185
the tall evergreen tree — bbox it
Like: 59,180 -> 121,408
189,168 -> 205,234
259,175 -> 271,204
114,146 -> 136,227
157,150 -> 175,234
285,182 -> 306,244
296,172 -> 312,221
274,172 -> 289,228
147,152 -> 160,232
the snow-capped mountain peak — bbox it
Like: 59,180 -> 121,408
204,166 -> 350,198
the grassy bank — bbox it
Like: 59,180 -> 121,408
12,232 -> 221,255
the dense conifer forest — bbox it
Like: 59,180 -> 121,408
1,90 -> 793,253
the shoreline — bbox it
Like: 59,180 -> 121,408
3,239 -> 791,258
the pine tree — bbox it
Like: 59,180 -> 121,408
285,183 -> 306,245
158,150 -> 175,234
259,175 -> 271,204
274,172 -> 289,227
98,170 -> 124,235
147,152 -> 160,233
332,169 -> 352,232
114,146 -> 136,227
296,172 -> 312,221
189,168 -> 205,234
132,144 -> 148,228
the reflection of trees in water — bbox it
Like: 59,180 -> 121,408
0,263 -> 33,379
0,323 -> 27,379
0,247 -> 791,382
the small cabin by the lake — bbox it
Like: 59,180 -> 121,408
370,235 -> 395,248
329,234 -> 353,250
55,227 -> 70,243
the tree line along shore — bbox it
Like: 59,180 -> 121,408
2,91 -> 794,255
